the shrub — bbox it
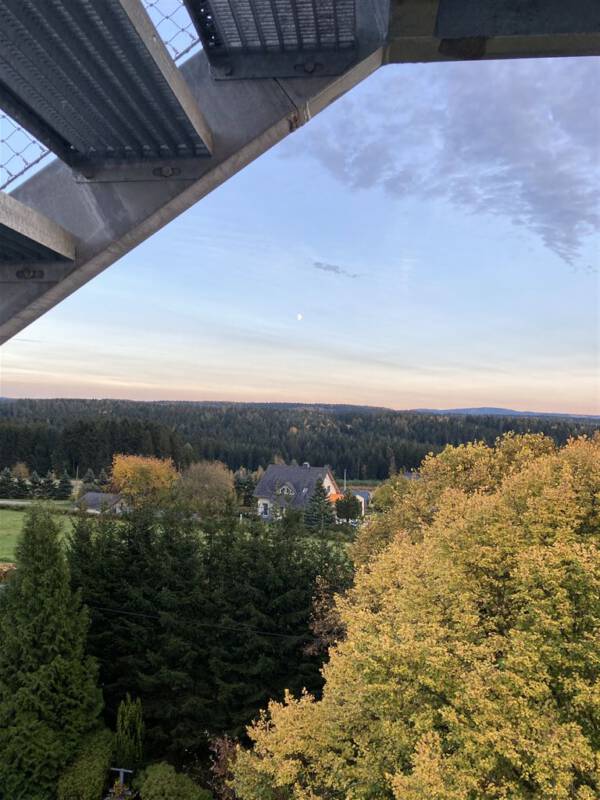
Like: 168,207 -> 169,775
139,763 -> 213,800
58,728 -> 114,800
115,694 -> 144,769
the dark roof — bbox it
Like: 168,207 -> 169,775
78,492 -> 122,512
254,464 -> 336,509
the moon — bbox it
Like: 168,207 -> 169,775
296,313 -> 303,321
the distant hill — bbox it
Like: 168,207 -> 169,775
1,398 -> 598,480
412,407 -> 600,421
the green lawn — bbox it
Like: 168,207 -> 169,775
0,506 -> 71,562
0,510 -> 26,562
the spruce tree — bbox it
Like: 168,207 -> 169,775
82,468 -> 97,490
41,470 -> 56,499
0,506 -> 103,799
55,471 -> 73,500
0,467 -> 13,498
304,479 -> 336,534
98,468 -> 110,490
13,475 -> 29,499
29,469 -> 42,498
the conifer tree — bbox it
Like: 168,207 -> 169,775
13,475 -> 29,499
304,479 -> 336,534
115,694 -> 144,769
0,506 -> 103,799
55,471 -> 73,500
98,468 -> 110,490
41,470 -> 56,499
29,469 -> 42,497
0,467 -> 13,498
82,468 -> 98,491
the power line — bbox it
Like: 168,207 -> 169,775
86,603 -> 311,641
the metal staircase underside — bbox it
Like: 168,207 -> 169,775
1,0 -> 599,344
0,0 -> 212,166
185,0 -> 360,78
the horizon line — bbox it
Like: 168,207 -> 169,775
1,395 -> 598,419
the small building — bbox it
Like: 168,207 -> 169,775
353,490 -> 372,515
254,463 -> 339,519
77,491 -> 128,515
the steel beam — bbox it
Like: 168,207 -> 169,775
0,0 -> 213,168
385,0 -> 600,63
1,0 -> 600,344
0,192 -> 76,263
0,47 -> 383,343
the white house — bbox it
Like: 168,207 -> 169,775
253,463 -> 339,519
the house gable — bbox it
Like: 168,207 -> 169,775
254,463 -> 339,514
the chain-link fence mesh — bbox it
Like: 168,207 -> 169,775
0,0 -> 200,191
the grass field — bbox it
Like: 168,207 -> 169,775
0,510 -> 26,562
0,506 -> 72,562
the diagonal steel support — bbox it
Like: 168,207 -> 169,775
1,0 -> 600,344
0,192 -> 76,263
0,46 -> 383,343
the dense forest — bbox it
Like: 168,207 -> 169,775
0,398 -> 597,480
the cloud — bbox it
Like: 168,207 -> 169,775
313,260 -> 359,278
284,58 -> 600,265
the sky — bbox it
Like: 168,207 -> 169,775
0,56 -> 599,414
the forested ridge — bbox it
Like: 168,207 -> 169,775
0,398 -> 597,479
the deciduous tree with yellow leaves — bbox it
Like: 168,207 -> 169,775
111,454 -> 178,505
232,434 -> 600,800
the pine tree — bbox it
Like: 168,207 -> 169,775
115,694 -> 144,769
0,467 -> 13,498
0,506 -> 103,799
82,468 -> 97,491
41,470 -> 56,499
304,479 -> 336,534
98,468 -> 110,490
13,475 -> 30,499
29,469 -> 42,498
69,508 -> 214,762
55,471 -> 73,500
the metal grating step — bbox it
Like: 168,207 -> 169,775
0,192 -> 75,264
184,0 -> 358,78
0,0 -> 212,170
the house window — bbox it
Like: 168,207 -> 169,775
280,484 -> 295,496
261,502 -> 269,516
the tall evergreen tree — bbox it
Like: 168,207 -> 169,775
54,471 -> 73,500
304,479 -> 336,534
98,468 -> 111,490
29,469 -> 42,497
41,470 -> 56,499
0,467 -> 13,498
0,506 -> 103,799
68,506 -> 352,764
13,475 -> 30,499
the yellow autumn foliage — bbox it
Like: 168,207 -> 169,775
111,454 -> 178,504
232,434 -> 600,800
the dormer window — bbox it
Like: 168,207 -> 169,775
280,483 -> 295,496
